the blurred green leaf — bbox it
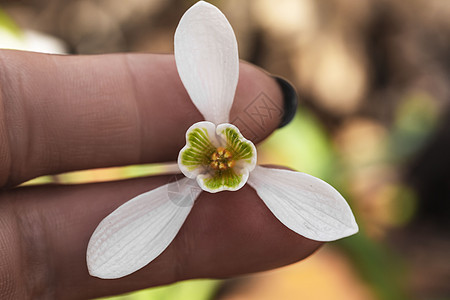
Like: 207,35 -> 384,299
338,234 -> 409,300
20,175 -> 55,186
97,279 -> 220,300
0,8 -> 22,37
121,164 -> 169,178
258,108 -> 336,180
389,91 -> 438,162
390,185 -> 418,226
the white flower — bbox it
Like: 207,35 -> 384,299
86,1 -> 358,279
178,121 -> 257,193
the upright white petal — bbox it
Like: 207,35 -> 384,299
174,1 -> 239,124
87,178 -> 202,279
247,166 -> 358,241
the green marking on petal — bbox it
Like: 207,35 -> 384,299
222,127 -> 254,161
203,169 -> 243,190
181,128 -> 216,171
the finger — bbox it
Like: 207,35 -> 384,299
0,50 -> 285,187
0,175 -> 321,299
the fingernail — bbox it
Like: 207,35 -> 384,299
272,76 -> 298,128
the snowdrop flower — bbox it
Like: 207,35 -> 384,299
87,1 -> 358,279
178,121 -> 256,193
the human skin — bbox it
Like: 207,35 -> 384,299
0,50 -> 321,299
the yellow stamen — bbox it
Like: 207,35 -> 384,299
210,147 -> 235,171
217,147 -> 226,156
223,151 -> 232,159
227,160 -> 235,168
211,152 -> 220,161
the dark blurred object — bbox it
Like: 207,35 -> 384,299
406,108 -> 450,226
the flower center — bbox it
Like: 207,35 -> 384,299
210,147 -> 235,171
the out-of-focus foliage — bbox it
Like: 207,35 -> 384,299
258,111 -> 335,179
0,7 -> 66,53
2,0 -> 450,299
0,7 -> 20,35
97,280 -> 219,300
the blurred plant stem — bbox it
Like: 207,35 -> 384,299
338,233 -> 409,300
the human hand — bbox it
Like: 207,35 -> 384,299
0,50 -> 321,299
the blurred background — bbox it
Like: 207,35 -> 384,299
1,0 -> 449,299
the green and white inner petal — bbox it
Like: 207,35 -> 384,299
178,121 -> 220,179
178,121 -> 257,193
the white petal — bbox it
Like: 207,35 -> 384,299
87,178 -> 202,279
247,166 -> 358,241
174,1 -> 239,124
